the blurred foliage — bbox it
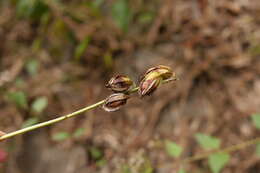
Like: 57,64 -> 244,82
178,168 -> 186,173
22,117 -> 39,128
251,113 -> 260,129
89,146 -> 103,160
7,91 -> 28,110
31,96 -> 48,114
112,0 -> 131,32
25,59 -> 39,76
16,0 -> 49,20
164,140 -> 183,158
52,132 -> 70,141
256,143 -> 260,157
208,153 -> 230,173
74,36 -> 91,61
72,128 -> 85,138
195,133 -> 221,150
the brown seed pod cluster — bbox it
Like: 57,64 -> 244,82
102,65 -> 177,112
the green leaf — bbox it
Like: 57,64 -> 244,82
15,78 -> 26,88
89,147 -> 103,160
165,140 -> 183,158
74,37 -> 91,60
96,159 -> 107,167
121,165 -> 131,173
52,132 -> 70,141
26,59 -> 39,76
73,128 -> 85,138
31,96 -> 48,114
7,91 -> 28,109
195,133 -> 220,150
251,113 -> 260,129
22,117 -> 39,128
140,162 -> 153,173
256,143 -> 260,157
208,153 -> 230,173
178,168 -> 186,173
112,0 -> 131,32
138,12 -> 154,24
92,0 -> 104,8
16,0 -> 49,20
103,53 -> 113,68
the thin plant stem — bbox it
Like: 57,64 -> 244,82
180,137 -> 260,164
0,84 -> 145,142
0,100 -> 106,141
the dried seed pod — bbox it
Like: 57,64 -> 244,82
145,65 -> 176,80
102,93 -> 130,112
105,75 -> 133,92
138,65 -> 177,97
139,76 -> 161,97
138,70 -> 162,97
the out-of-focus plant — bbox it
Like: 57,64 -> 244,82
15,0 -> 49,20
112,0 -> 132,32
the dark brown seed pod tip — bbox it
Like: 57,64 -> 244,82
105,75 -> 133,92
102,93 -> 130,112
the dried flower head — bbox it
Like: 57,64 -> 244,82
105,75 -> 133,93
138,65 -> 177,97
139,76 -> 161,97
102,93 -> 130,112
145,65 -> 177,81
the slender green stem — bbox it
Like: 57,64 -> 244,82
0,100 -> 106,141
0,85 -> 142,142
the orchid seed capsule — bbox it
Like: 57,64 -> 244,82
105,75 -> 133,92
145,65 -> 176,80
139,76 -> 161,97
102,93 -> 130,112
138,65 -> 177,97
138,70 -> 162,97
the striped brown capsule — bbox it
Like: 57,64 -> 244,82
105,75 -> 133,93
102,93 -> 130,112
145,65 -> 176,81
138,65 -> 177,97
138,70 -> 162,97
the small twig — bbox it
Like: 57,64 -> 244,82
178,137 -> 260,164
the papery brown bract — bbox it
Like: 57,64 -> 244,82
105,75 -> 133,92
102,93 -> 130,112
